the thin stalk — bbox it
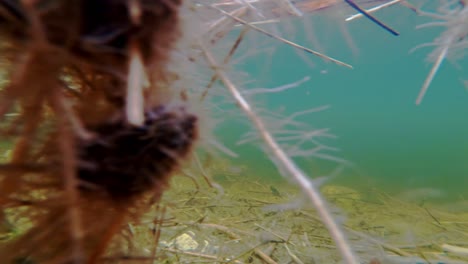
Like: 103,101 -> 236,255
416,44 -> 449,105
206,4 -> 353,68
199,41 -> 359,264
344,0 -> 399,36
345,0 -> 403,22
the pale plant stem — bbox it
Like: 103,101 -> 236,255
416,43 -> 449,105
199,41 -> 359,264
206,4 -> 353,68
346,0 -> 403,22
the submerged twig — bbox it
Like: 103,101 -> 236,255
345,0 -> 403,21
205,4 -> 353,68
199,40 -> 359,264
441,243 -> 468,257
201,26 -> 249,101
284,244 -> 305,264
345,227 -> 412,257
242,76 -> 310,96
343,0 -> 400,36
416,43 -> 449,105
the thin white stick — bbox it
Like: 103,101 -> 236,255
199,41 -> 359,264
234,19 -> 281,27
416,44 -> 449,105
284,244 -> 305,264
346,0 -> 403,22
126,43 -> 147,126
208,6 -> 247,34
208,4 -> 353,69
441,243 -> 468,257
243,76 -> 310,95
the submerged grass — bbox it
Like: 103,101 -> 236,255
41,163 -> 465,264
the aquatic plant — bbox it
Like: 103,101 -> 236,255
343,0 -> 400,35
412,0 -> 468,104
0,0 -> 359,263
0,0 -> 200,262
0,0 -> 466,264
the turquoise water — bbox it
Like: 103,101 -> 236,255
217,4 -> 468,201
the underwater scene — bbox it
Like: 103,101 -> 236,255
0,0 -> 467,264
